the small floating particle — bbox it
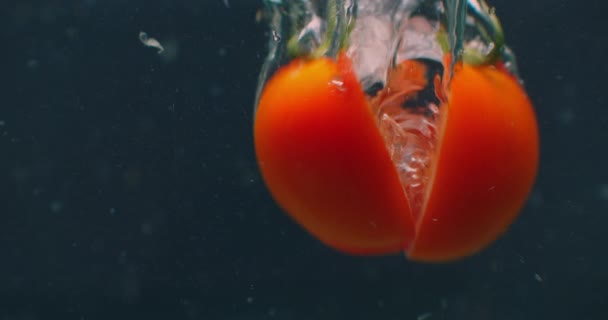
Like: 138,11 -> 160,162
598,184 -> 608,200
417,312 -> 432,320
50,200 -> 63,213
139,31 -> 164,54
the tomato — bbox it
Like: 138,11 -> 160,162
407,62 -> 539,261
254,53 -> 538,262
254,55 -> 415,255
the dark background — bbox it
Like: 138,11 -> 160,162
1,0 -> 606,319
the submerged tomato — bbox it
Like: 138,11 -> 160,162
254,54 -> 538,262
254,55 -> 414,254
408,62 -> 539,261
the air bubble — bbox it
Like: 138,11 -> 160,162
271,30 -> 281,42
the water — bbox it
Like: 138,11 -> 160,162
2,0 -> 605,318
352,1 -> 446,215
371,57 -> 442,216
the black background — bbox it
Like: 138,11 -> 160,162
1,0 -> 607,319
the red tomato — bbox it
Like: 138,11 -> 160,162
254,53 -> 538,262
407,62 -> 539,261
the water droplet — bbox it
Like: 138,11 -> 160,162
330,79 -> 346,92
330,79 -> 344,86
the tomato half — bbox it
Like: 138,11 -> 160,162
408,62 -> 539,261
254,55 -> 414,255
254,53 -> 538,262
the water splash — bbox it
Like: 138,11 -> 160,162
255,0 -> 521,215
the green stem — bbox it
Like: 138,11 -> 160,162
310,0 -> 338,58
462,0 -> 505,66
485,10 -> 505,64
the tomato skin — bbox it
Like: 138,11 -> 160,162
254,55 -> 414,255
408,63 -> 539,262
